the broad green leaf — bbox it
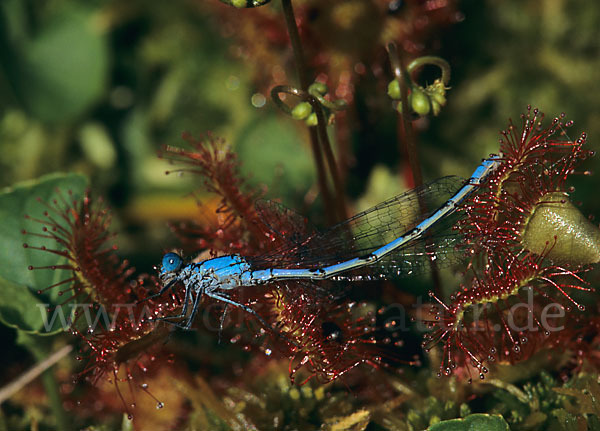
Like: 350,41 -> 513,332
427,414 -> 510,431
0,275 -> 72,335
0,173 -> 87,334
0,276 -> 46,333
6,6 -> 108,123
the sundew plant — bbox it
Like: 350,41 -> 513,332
1,1 -> 600,431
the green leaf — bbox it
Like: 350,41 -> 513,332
0,173 -> 87,334
5,5 -> 108,123
0,276 -> 47,332
427,414 -> 510,431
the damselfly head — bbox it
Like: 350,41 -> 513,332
161,252 -> 183,275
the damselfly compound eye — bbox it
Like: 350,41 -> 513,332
161,253 -> 183,273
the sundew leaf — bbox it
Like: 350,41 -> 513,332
0,173 -> 87,334
427,414 -> 510,431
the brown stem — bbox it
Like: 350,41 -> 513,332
280,0 -> 345,223
271,85 -> 335,223
308,127 -> 335,223
280,0 -> 309,89
309,95 -> 348,221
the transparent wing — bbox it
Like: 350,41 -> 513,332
345,213 -> 464,279
251,176 -> 467,276
254,199 -> 319,247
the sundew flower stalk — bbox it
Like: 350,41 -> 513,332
425,107 -> 599,379
205,0 -> 459,100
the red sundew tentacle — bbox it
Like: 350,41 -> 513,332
56,291 -> 82,306
111,368 -> 132,420
34,196 -> 74,226
23,242 -> 71,258
124,372 -> 137,411
425,237 -> 592,377
494,300 -> 520,354
556,282 -> 592,292
139,383 -> 164,409
160,133 -> 281,256
546,266 -> 591,284
514,290 -> 545,331
538,276 -> 585,310
36,277 -> 77,294
21,230 -> 56,240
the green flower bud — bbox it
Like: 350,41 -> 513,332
305,113 -> 318,126
387,80 -> 401,100
426,79 -> 448,114
291,102 -> 312,120
431,100 -> 441,116
430,92 -> 446,107
410,88 -> 431,116
429,415 -> 441,426
309,82 -> 328,95
406,409 -> 421,426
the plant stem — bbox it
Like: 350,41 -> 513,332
388,43 -> 423,188
310,96 -> 348,220
280,0 -> 309,89
388,43 -> 441,294
18,334 -> 71,431
308,128 -> 335,224
280,0 -> 345,222
407,56 -> 451,85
